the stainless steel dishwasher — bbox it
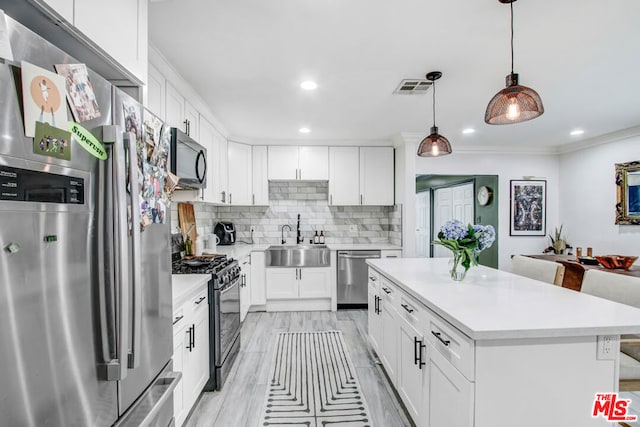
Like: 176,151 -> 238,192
337,250 -> 381,308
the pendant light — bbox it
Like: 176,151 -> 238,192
485,0 -> 544,125
417,71 -> 452,157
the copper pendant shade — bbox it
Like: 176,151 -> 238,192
485,0 -> 544,125
417,71 -> 452,157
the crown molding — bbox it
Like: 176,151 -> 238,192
555,125 -> 640,154
227,137 -> 393,146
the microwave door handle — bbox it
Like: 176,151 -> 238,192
196,149 -> 207,185
126,131 -> 142,370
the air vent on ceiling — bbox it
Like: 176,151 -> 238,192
393,79 -> 432,95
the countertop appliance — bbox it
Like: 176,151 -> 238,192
172,254 -> 242,391
214,221 -> 236,245
337,250 -> 381,308
0,15 -> 178,427
170,127 -> 207,190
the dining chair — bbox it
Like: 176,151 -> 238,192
580,270 -> 640,392
510,255 -> 565,286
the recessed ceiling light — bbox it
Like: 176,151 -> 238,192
462,128 -> 475,135
300,81 -> 318,91
299,127 -> 311,134
570,129 -> 584,136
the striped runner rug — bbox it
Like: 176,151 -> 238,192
261,331 -> 372,427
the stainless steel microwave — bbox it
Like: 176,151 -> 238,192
169,128 -> 207,190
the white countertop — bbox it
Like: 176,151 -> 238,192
172,274 -> 210,309
202,242 -> 401,260
367,258 -> 640,340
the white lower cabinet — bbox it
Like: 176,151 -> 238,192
173,286 -> 210,427
266,267 -> 332,310
398,314 -> 425,422
369,267 -> 474,427
250,251 -> 267,306
424,343 -> 474,427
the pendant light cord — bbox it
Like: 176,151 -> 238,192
432,80 -> 436,127
510,1 -> 514,74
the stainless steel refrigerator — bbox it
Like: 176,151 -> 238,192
0,14 -> 178,427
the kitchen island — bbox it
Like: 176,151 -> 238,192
367,258 -> 640,427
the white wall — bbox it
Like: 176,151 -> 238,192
399,136 -> 561,269
559,136 -> 640,260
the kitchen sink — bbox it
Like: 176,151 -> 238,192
265,244 -> 330,267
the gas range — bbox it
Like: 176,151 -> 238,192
172,255 -> 240,290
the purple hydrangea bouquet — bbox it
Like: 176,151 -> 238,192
433,219 -> 496,281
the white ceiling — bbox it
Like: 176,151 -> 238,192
148,0 -> 640,149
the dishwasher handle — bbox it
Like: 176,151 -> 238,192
338,254 -> 381,259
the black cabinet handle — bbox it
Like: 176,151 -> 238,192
195,296 -> 206,304
374,295 -> 379,314
369,276 -> 377,282
431,331 -> 450,347
414,337 -> 426,368
173,315 -> 184,325
185,327 -> 192,351
382,287 -> 391,294
191,324 -> 195,349
401,303 -> 414,314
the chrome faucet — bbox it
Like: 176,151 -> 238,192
281,224 -> 291,244
296,213 -> 303,244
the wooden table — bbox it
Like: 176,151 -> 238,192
526,254 -> 640,291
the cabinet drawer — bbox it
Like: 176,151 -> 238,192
396,293 -> 429,330
426,313 -> 475,381
172,307 -> 187,334
190,288 -> 209,313
368,268 -> 380,292
379,277 -> 397,302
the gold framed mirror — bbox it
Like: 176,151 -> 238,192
615,160 -> 640,225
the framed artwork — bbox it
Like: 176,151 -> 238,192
615,160 -> 640,225
510,180 -> 546,236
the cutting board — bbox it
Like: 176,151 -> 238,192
177,203 -> 197,254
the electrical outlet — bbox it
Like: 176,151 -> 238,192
250,225 -> 256,233
597,335 -> 618,360
349,224 -> 358,232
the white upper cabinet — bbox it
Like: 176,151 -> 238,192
212,129 -> 229,204
166,82 -> 199,139
329,146 -> 394,206
299,146 -> 329,180
227,141 -> 252,205
329,147 -> 360,205
252,146 -> 269,205
360,146 -> 394,205
199,117 -> 216,203
74,0 -> 148,84
146,63 -> 165,119
268,146 -> 328,180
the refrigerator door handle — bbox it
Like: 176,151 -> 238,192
125,131 -> 143,370
101,126 -> 130,381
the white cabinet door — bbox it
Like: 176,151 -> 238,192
240,256 -> 251,321
298,268 -> 331,298
74,0 -> 147,83
199,117 -> 216,203
42,0 -> 73,26
268,146 -> 298,180
147,64 -> 166,120
165,82 -> 186,131
299,146 -> 328,180
398,316 -> 425,422
212,130 -> 229,204
228,141 -> 252,205
266,269 -> 298,299
191,303 -> 210,396
367,287 -> 382,353
424,342 -> 474,427
184,100 -> 199,140
250,252 -> 267,305
252,146 -> 269,205
380,300 -> 399,385
360,147 -> 394,206
329,147 -> 360,205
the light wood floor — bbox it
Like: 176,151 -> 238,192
184,310 -> 413,427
